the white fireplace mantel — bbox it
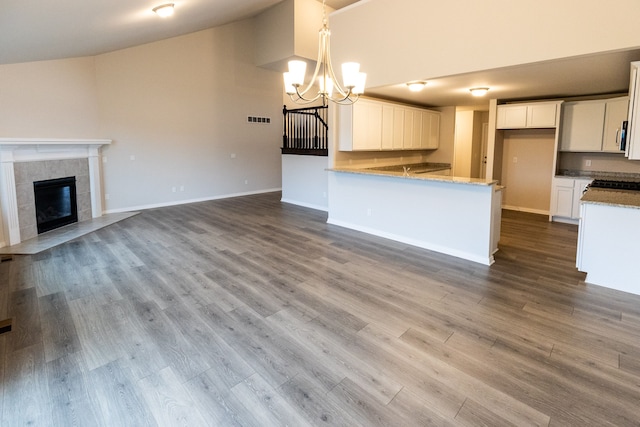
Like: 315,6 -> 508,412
0,138 -> 111,247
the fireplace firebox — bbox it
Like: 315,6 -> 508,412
33,177 -> 78,234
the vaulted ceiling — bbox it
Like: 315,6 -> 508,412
2,0 -> 638,108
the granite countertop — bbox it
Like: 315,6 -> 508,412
329,163 -> 497,186
581,188 -> 640,209
557,169 -> 640,181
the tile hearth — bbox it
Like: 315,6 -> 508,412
0,211 -> 138,255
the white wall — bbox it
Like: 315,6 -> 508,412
281,155 -> 328,211
330,0 -> 640,88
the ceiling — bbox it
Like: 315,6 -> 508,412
0,0 -> 358,65
368,49 -> 640,109
1,0 -> 638,108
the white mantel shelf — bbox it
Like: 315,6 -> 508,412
0,138 -> 112,247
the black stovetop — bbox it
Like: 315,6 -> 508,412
588,179 -> 640,191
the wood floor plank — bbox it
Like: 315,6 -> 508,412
137,366 -> 208,427
88,360 -> 156,427
46,353 -> 101,427
230,372 -> 311,427
2,343 -> 49,426
39,291 -> 81,362
186,368 -> 262,427
8,287 -> 42,352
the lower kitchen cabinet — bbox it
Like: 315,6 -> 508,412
550,177 -> 592,222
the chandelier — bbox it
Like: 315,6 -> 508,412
283,0 -> 366,105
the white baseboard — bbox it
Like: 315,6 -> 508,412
502,205 -> 549,216
104,188 -> 282,214
326,217 -> 494,266
280,198 -> 328,212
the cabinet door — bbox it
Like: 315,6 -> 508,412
420,111 -> 440,149
403,109 -> 415,149
560,101 -> 605,151
411,109 -> 423,149
551,179 -> 574,218
352,100 -> 383,150
392,108 -> 404,149
496,105 -> 527,129
527,103 -> 557,128
381,105 -> 395,150
572,179 -> 592,219
602,97 -> 628,152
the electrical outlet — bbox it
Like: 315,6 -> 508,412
102,157 -> 107,163
104,193 -> 110,200
230,153 -> 236,159
172,186 -> 176,193
586,159 -> 592,167
244,180 -> 248,185
179,185 -> 184,191
130,155 -> 136,161
367,208 -> 372,216
513,157 -> 518,163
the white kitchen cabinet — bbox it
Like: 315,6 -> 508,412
572,178 -> 592,218
421,110 -> 440,149
626,61 -> 640,160
550,178 -> 575,219
560,100 -> 605,151
559,97 -> 628,153
550,177 -> 592,221
496,102 -> 558,129
339,98 -> 439,151
602,97 -> 628,152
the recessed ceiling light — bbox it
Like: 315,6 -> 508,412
153,3 -> 175,18
407,81 -> 427,92
469,87 -> 489,97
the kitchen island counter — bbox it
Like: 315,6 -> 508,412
329,166 -> 496,186
577,187 -> 640,295
327,168 -> 502,265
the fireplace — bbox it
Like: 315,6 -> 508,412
0,138 -> 111,247
33,176 -> 78,234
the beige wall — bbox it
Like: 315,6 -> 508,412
0,57 -> 99,138
0,18 -> 283,215
95,21 -> 283,211
500,129 -> 556,214
330,0 -> 640,88
558,152 -> 640,174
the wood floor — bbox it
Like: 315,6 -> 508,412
1,192 -> 639,426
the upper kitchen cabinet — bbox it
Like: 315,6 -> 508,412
602,97 -> 629,152
339,98 -> 440,152
560,97 -> 628,152
496,102 -> 559,129
626,61 -> 640,160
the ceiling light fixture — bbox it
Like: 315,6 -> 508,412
407,81 -> 427,92
470,87 -> 489,97
283,0 -> 366,105
153,3 -> 175,18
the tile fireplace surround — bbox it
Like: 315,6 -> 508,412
0,138 -> 111,247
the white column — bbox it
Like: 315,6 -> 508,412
0,150 -> 20,246
88,147 -> 104,218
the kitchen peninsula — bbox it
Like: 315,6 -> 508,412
577,186 -> 640,295
327,165 -> 502,265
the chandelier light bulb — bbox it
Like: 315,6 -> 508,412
282,0 -> 365,105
